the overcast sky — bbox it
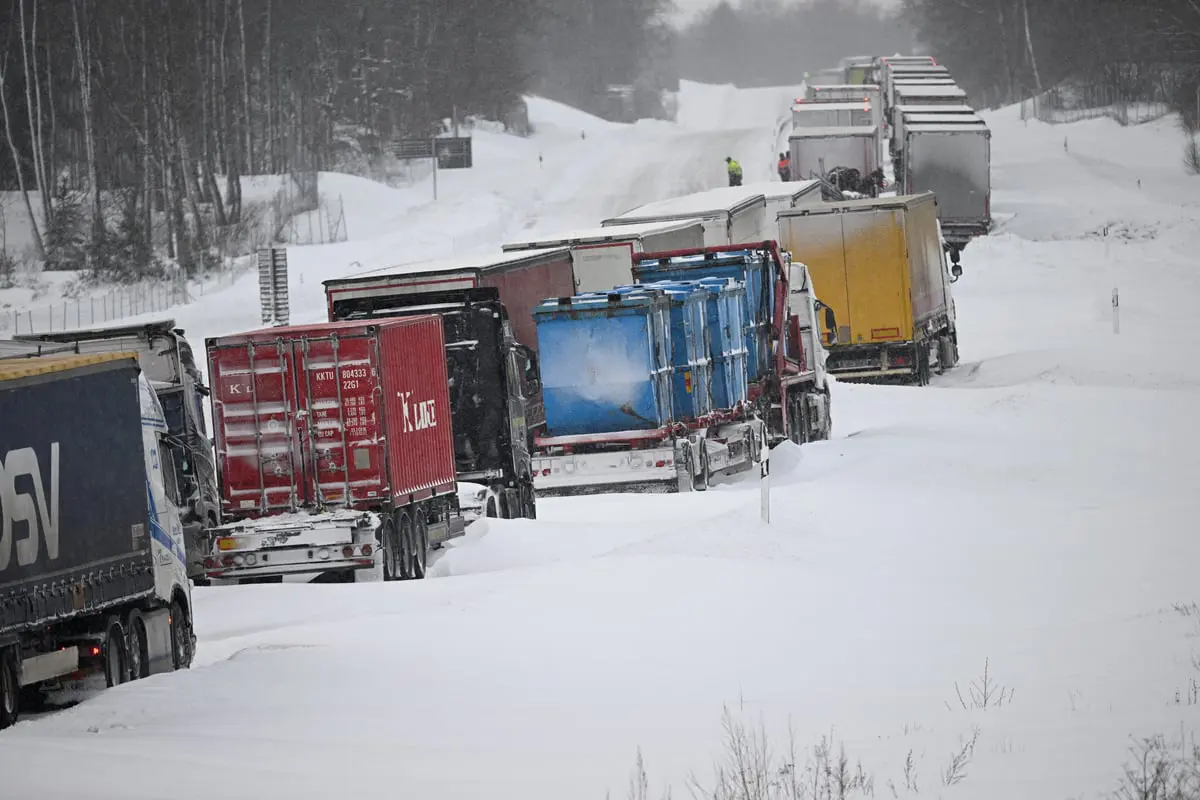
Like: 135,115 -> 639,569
669,0 -> 900,24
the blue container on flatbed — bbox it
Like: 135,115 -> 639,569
633,250 -> 774,384
533,289 -> 674,436
633,281 -> 713,421
695,278 -> 749,409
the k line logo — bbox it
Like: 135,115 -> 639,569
0,444 -> 60,571
397,391 -> 438,433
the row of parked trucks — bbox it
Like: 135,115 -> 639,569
0,98 -> 966,725
787,54 -> 992,268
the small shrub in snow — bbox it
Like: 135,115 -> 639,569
951,658 -> 1012,710
940,728 -> 980,787
1111,735 -> 1200,800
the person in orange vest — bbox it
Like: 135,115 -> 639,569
777,152 -> 790,181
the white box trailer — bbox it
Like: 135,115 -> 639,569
805,83 -> 882,105
901,120 -> 991,253
789,126 -> 881,180
792,100 -> 876,130
893,83 -> 968,111
888,78 -> 959,113
890,104 -> 976,155
602,187 -> 768,247
501,219 -> 706,293
736,180 -> 825,238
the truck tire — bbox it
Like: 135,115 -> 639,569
0,648 -> 19,730
104,620 -> 128,688
380,517 -> 400,582
521,484 -> 537,520
169,600 -> 194,670
412,512 -> 429,580
396,510 -> 415,581
125,610 -> 150,681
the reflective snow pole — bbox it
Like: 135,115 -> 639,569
1112,288 -> 1120,335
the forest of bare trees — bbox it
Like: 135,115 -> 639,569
0,0 -> 670,282
676,0 -> 914,88
903,0 -> 1200,117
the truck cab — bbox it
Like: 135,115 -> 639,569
329,287 -> 541,520
0,321 -> 219,582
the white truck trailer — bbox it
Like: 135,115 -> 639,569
900,118 -> 992,265
792,100 -> 877,131
735,180 -> 826,235
789,126 -> 881,181
602,187 -> 768,248
502,219 -> 706,293
890,104 -> 976,157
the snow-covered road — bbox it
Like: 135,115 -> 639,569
2,86 -> 1199,800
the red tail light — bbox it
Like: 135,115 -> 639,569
361,543 -> 373,557
342,546 -> 354,558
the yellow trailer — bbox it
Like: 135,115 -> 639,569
777,192 -> 960,384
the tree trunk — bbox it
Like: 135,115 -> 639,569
72,0 -> 104,268
1021,0 -> 1042,92
238,0 -> 252,173
18,0 -> 51,222
0,47 -> 45,258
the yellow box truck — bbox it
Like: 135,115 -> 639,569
777,192 -> 960,384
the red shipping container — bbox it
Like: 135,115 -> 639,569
206,316 -> 455,520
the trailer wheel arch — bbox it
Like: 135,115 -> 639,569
169,591 -> 195,670
0,646 -> 19,730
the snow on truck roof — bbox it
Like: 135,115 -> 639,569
736,180 -> 822,202
501,219 -> 703,251
607,186 -> 767,221
324,246 -> 571,286
778,191 -> 936,216
789,125 -> 879,138
906,122 -> 991,134
896,104 -> 975,115
895,85 -> 968,98
793,101 -> 874,112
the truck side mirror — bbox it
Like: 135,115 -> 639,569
951,263 -> 963,279
823,306 -> 837,335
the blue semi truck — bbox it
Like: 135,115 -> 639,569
531,243 -> 836,495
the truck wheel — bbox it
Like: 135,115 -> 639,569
104,620 -> 128,687
169,600 -> 194,670
0,648 -> 19,730
125,611 -> 150,681
412,512 -> 429,580
396,511 -> 415,580
485,496 -> 499,518
521,484 -> 537,520
380,517 -> 400,582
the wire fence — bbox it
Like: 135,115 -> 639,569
1020,81 -> 1181,127
0,266 -> 248,337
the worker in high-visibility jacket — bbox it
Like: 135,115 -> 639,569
726,157 -> 743,187
777,152 -> 790,181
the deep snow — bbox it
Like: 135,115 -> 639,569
1,83 -> 1199,800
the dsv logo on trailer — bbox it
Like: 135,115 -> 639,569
397,392 -> 438,433
0,444 -> 60,571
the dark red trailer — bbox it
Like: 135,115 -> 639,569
204,316 -> 461,583
322,247 -> 576,354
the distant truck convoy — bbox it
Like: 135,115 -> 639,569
778,192 -> 960,385
890,104 -> 976,157
801,84 -> 884,130
0,321 -> 219,584
501,219 -> 706,293
899,116 -> 992,260
0,353 -> 195,728
789,126 -> 881,180
203,317 -> 465,584
326,285 -> 541,521
602,187 -> 769,248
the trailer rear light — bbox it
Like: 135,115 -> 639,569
655,461 -> 666,468
221,555 -> 235,567
361,543 -> 373,557
89,646 -> 100,657
233,555 -> 245,566
217,537 -> 244,552
203,557 -> 215,568
342,546 -> 354,558
541,469 -> 550,476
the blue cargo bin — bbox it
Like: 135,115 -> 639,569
633,250 -> 775,383
628,281 -> 713,421
533,290 -> 674,437
694,278 -> 749,409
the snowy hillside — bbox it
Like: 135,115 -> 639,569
1,83 -> 1199,800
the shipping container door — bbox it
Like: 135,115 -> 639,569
211,340 -> 304,514
843,210 -> 913,343
295,332 -> 387,508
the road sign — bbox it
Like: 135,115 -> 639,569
436,137 -> 473,169
391,139 -> 436,160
